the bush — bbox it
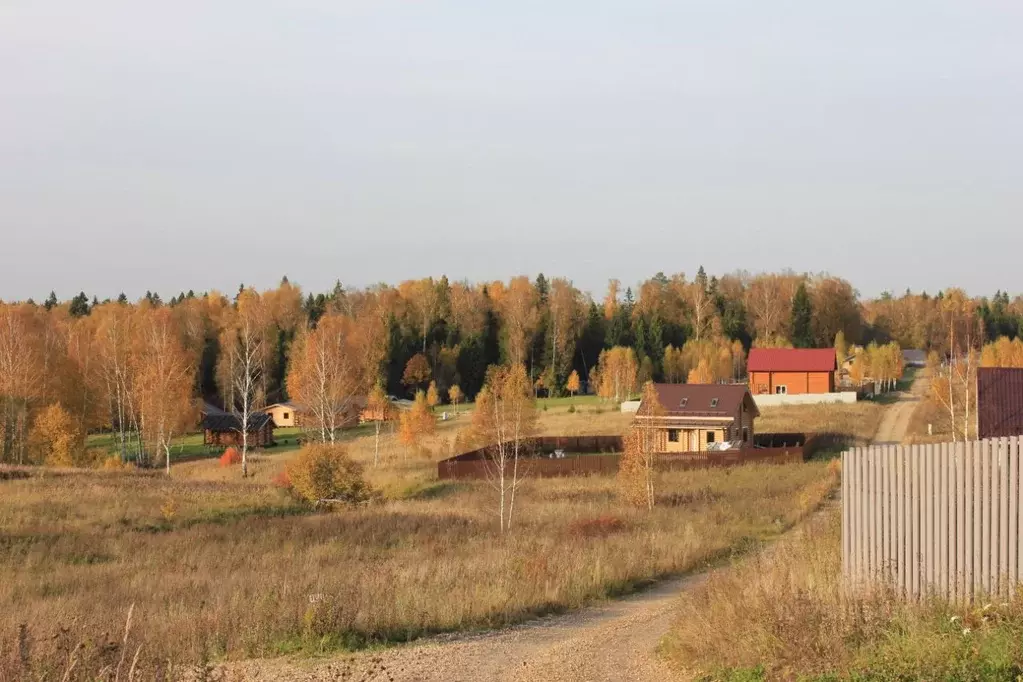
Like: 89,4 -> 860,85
271,469 -> 292,489
285,443 -> 373,506
219,448 -> 241,468
567,404 -> 576,414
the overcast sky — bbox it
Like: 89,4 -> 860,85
2,1 -> 1021,302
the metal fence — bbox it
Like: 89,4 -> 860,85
437,435 -> 808,481
842,437 -> 1023,601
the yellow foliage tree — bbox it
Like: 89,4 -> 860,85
686,358 -> 715,384
448,384 -> 464,412
398,390 -> 435,459
426,380 -> 440,409
565,370 -> 581,397
595,346 -> 638,402
29,403 -> 85,467
364,383 -> 394,467
618,382 -> 663,510
471,363 -> 537,532
981,337 -> 1023,368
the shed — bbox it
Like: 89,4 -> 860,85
201,412 -> 275,448
262,402 -> 302,428
747,348 -> 837,395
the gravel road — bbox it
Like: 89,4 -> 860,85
219,571 -> 701,682
872,372 -> 928,445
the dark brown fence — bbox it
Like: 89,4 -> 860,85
437,434 -> 810,481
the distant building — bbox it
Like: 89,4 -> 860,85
201,413 -> 275,448
747,348 -> 837,395
262,402 -> 302,428
977,368 -> 1023,439
635,383 -> 759,452
903,349 -> 928,368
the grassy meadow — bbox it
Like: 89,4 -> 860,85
663,506 -> 1023,681
757,400 -> 886,458
1,400 -> 837,680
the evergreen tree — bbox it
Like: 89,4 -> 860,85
791,283 -> 814,348
68,292 -> 90,318
534,273 -> 549,304
44,291 -> 58,311
117,292 -> 128,305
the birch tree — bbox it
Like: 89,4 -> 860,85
619,381 -> 664,510
471,364 -> 537,533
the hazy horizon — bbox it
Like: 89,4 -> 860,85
3,1 -> 1021,303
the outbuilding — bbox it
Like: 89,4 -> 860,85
747,348 -> 837,396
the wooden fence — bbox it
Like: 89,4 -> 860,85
842,438 -> 1023,601
437,435 -> 808,481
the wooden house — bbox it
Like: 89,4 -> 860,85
201,413 -> 275,448
262,402 -> 302,428
747,348 -> 837,395
634,384 -> 759,452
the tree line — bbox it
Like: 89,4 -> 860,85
4,270 -> 1023,466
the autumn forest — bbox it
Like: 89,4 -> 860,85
2,269 -> 1023,467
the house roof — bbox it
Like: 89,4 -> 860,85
201,412 -> 274,433
262,402 -> 299,412
638,383 -> 758,419
747,348 -> 836,373
200,400 -> 228,416
977,368 -> 1023,439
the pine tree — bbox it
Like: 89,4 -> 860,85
44,291 -> 58,311
791,283 -> 814,348
68,292 -> 90,318
117,292 -> 128,305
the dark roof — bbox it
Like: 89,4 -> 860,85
978,368 -> 1023,439
201,412 -> 274,433
639,383 -> 758,419
747,348 -> 836,373
902,349 -> 928,366
200,400 -> 228,416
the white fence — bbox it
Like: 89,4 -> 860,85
842,438 -> 1022,601
754,392 -> 857,408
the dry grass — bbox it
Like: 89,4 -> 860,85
1,454 -> 836,679
757,402 -> 885,452
662,504 -> 1023,681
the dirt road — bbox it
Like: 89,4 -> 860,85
871,372 -> 929,445
222,572 -> 697,682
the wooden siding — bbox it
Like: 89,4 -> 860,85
749,370 -> 834,395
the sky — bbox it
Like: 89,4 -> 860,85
2,1 -> 1022,303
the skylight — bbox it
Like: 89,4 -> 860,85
680,398 -> 688,408
710,398 -> 719,408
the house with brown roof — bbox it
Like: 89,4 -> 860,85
978,367 -> 1023,439
747,348 -> 837,395
635,384 -> 759,452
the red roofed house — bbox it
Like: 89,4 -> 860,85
747,348 -> 837,396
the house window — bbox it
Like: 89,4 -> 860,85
743,427 -> 749,443
706,431 -> 716,444
283,412 -> 290,420
668,429 -> 680,443
757,384 -> 769,394
775,385 -> 787,395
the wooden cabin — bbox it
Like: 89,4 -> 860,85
634,383 -> 759,452
201,413 -> 275,448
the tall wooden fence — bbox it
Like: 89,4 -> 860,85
842,438 -> 1023,601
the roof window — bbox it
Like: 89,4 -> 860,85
679,398 -> 688,408
710,398 -> 719,408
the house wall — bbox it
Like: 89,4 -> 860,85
749,371 -> 834,395
265,406 -> 297,428
204,425 -> 275,448
663,427 -> 727,452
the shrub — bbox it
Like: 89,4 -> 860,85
219,448 -> 241,468
567,404 -> 576,414
285,443 -> 373,506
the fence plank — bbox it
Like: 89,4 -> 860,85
956,441 -> 965,602
1000,438 -> 1010,596
939,442 -> 949,599
1013,437 -> 1021,598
